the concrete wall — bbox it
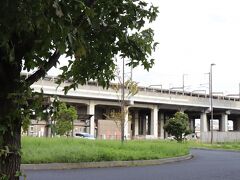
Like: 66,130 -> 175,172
26,120 -> 46,137
97,119 -> 131,140
201,132 -> 240,142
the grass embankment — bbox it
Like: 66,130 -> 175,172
21,137 -> 189,164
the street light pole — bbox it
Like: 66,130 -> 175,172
210,63 -> 215,144
182,74 -> 187,95
121,58 -> 125,143
239,83 -> 240,99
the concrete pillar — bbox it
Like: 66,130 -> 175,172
134,110 -> 139,136
124,106 -> 129,139
220,113 -> 228,132
164,115 -> 169,138
151,105 -> 158,138
46,115 -> 52,137
200,112 -> 208,132
143,115 -> 146,135
87,100 -> 95,136
207,118 -> 211,131
189,119 -> 194,132
179,108 -> 185,113
233,118 -> 240,131
193,119 -> 196,133
159,113 -> 165,139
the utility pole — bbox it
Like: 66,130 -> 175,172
121,58 -> 125,143
182,74 -> 187,95
130,64 -> 133,81
210,63 -> 215,144
239,83 -> 240,99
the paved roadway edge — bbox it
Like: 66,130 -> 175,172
21,154 -> 193,170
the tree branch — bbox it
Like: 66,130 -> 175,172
73,0 -> 96,26
26,50 -> 60,86
26,0 -> 95,86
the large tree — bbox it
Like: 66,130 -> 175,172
0,0 -> 158,179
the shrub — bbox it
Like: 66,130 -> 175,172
164,112 -> 190,142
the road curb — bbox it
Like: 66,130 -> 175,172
21,154 -> 192,170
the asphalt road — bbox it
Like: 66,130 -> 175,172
22,149 -> 240,180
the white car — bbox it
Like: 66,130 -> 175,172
185,133 -> 198,140
75,132 -> 95,140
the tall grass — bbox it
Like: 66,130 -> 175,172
21,137 -> 189,164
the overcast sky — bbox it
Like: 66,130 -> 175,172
129,0 -> 240,95
49,0 -> 240,95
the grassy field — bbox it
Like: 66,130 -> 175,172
21,137 -> 189,164
21,137 -> 240,164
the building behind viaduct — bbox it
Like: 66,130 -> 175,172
28,75 -> 240,142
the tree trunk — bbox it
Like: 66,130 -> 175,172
0,57 -> 22,180
0,122 -> 22,180
0,92 -> 22,180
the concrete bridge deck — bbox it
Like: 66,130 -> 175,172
28,75 -> 240,142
